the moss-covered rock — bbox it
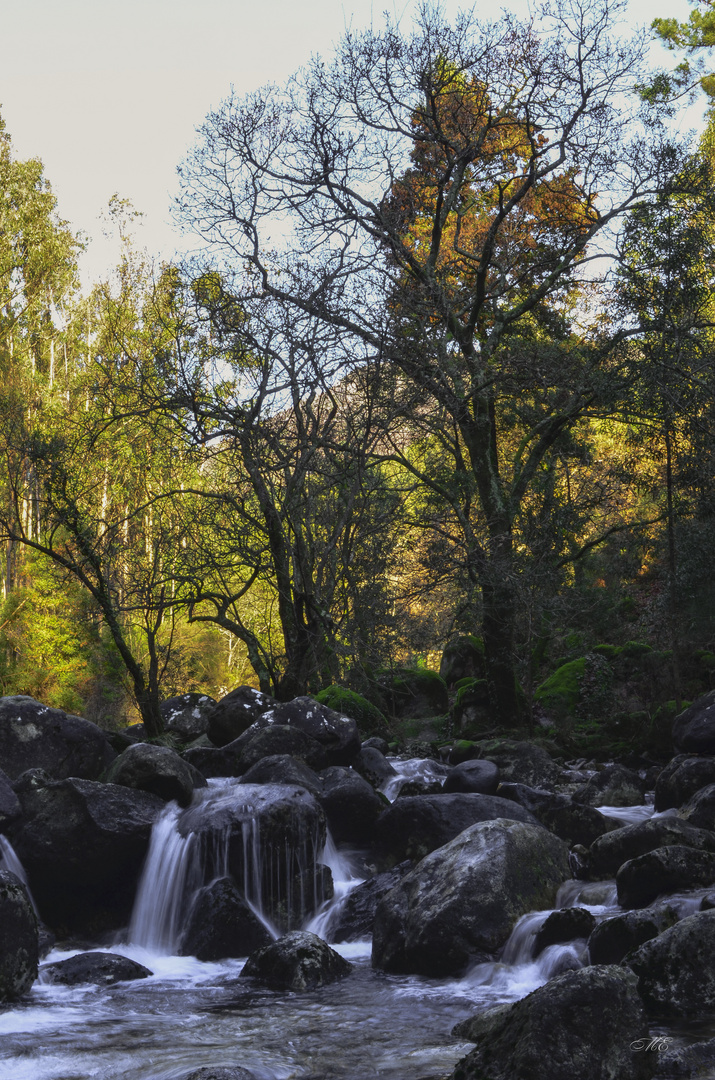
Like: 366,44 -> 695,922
378,667 -> 448,720
314,686 -> 388,737
439,636 -> 486,686
452,678 -> 491,736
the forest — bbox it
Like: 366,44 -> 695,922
2,0 -> 715,760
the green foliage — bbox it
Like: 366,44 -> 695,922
534,657 -> 587,718
315,685 -> 388,736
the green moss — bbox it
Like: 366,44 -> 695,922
534,657 -> 586,717
593,644 -> 623,660
315,685 -> 388,736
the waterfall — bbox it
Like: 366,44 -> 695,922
381,758 -> 449,801
305,833 -> 364,940
0,834 -> 38,915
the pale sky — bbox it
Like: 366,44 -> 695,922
0,0 -> 697,288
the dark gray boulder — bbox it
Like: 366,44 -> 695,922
653,1038 -> 715,1078
617,845 -> 715,909
444,760 -> 500,795
182,744 -> 245,779
258,697 -> 361,766
589,816 -> 715,878
572,764 -> 646,808
241,930 -> 352,990
372,793 -> 539,870
532,907 -> 595,957
0,870 -> 38,1001
0,765 -> 21,829
673,691 -> 715,754
678,783 -> 715,831
361,737 -> 390,755
440,636 -> 485,685
626,908 -> 715,1017
473,739 -> 561,790
587,909 -> 673,965
654,755 -> 715,812
329,865 -> 410,943
498,782 -> 609,847
372,818 -> 569,975
317,766 -> 385,845
0,695 -> 116,781
8,775 -> 163,932
207,686 -> 278,747
161,693 -> 216,741
179,878 -> 272,960
40,951 -> 152,985
450,965 -> 653,1080
238,754 -> 322,797
105,742 -> 206,807
183,1069 -> 257,1080
352,746 -> 397,789
230,723 -> 330,774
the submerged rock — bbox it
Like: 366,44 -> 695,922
0,870 -> 38,1002
372,818 -> 569,976
41,951 -> 152,985
241,930 -> 353,991
0,695 -> 116,781
626,909 -> 715,1017
179,878 -> 272,961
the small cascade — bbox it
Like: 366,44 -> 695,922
0,834 -> 38,914
381,758 -> 449,801
305,833 -> 364,940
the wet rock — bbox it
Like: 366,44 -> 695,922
257,697 -> 361,767
654,755 -> 715,812
673,691 -> 715,754
361,737 -> 390,756
617,845 -> 715,909
498,782 -> 609,847
443,760 -> 500,795
241,930 -> 353,990
179,878 -> 272,960
182,744 -> 246,779
231,723 -> 330,774
587,909 -> 673,965
678,783 -> 715,831
183,1069 -> 257,1080
450,965 -> 653,1080
378,667 -> 448,720
352,746 -> 396,789
105,743 -> 206,807
589,817 -> 715,879
0,870 -> 38,1001
626,908 -> 715,1017
572,764 -> 646,808
207,686 -> 278,747
372,819 -> 569,976
329,865 -> 410,942
372,793 -> 538,870
41,951 -> 152,985
654,1037 -> 715,1078
0,695 -> 116,781
0,765 -> 21,828
473,739 -> 561,791
161,693 -> 216,741
532,907 -> 595,957
317,766 -> 385,845
239,754 -> 322,797
8,775 -> 163,932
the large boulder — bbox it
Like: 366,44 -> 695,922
378,667 -> 449,719
371,818 -> 569,975
238,754 -> 322,797
317,767 -> 385,846
257,698 -> 361,766
241,930 -> 353,991
352,746 -> 397,790
589,816 -> 715,879
161,693 -> 216,741
179,878 -> 272,960
678,782 -> 715,831
7,775 -> 163,932
372,793 -> 538,870
0,695 -> 116,781
443,760 -> 500,795
40,951 -> 152,985
498,783 -> 609,848
616,845 -> 715,909
587,908 -> 673,965
672,691 -> 715,754
654,754 -> 715,811
626,908 -> 715,1017
473,739 -> 561,791
230,723 -> 330,774
450,965 -> 653,1080
571,764 -> 646,808
0,765 -> 21,829
207,686 -> 277,747
105,743 -> 206,807
439,636 -> 485,686
0,870 -> 38,1002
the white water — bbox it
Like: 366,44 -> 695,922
0,834 -> 38,914
381,757 -> 449,801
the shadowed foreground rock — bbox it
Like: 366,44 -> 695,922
179,878 -> 272,961
0,870 -> 38,1002
0,695 -> 115,781
105,742 -> 206,807
41,951 -> 152,985
241,931 -> 352,990
626,909 -> 715,1017
451,965 -> 654,1080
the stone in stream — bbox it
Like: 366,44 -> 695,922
672,690 -> 715,754
0,695 -> 116,781
238,754 -> 323,797
589,816 -> 715,879
183,1068 -> 258,1080
253,697 -> 361,767
105,742 -> 207,807
329,864 -> 411,943
352,745 -> 397,789
161,693 -> 216,741
616,845 -> 715,909
207,686 -> 278,747
450,965 -> 654,1080
587,908 -> 674,965
372,818 -> 569,976
471,739 -> 561,791
41,951 -> 152,985
571,763 -> 646,808
498,782 -> 609,847
443,759 -> 500,795
654,754 -> 715,811
678,782 -> 715,832
317,766 -> 385,845
626,908 -> 715,1017
532,907 -> 595,957
0,870 -> 38,1002
241,930 -> 353,991
179,878 -> 272,961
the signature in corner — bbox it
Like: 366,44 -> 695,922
630,1036 -> 672,1052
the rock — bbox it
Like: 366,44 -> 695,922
450,965 -> 653,1080
589,817 -> 715,878
40,951 -> 152,985
182,744 -> 246,779
572,764 -> 646,807
452,679 -> 492,735
378,667 -> 449,719
241,930 -> 353,990
654,1038 -> 715,1078
587,909 -> 673,965
179,878 -> 272,960
0,695 -> 116,781
238,754 -> 322,797
443,760 -> 500,795
257,697 -> 361,766
0,765 -> 21,828
362,737 -> 390,755
352,746 -> 397,789
371,818 -> 569,976
329,865 -> 410,942
654,755 -> 715,812
231,723 -> 330,774
439,636 -> 485,686
678,783 -> 715,831
182,1069 -> 257,1080
0,870 -> 38,1002
317,767 -> 385,845
7,775 -> 163,932
532,907 -> 596,957
617,845 -> 715,909
161,693 -> 216,741
372,793 -> 538,870
314,686 -> 388,738
498,782 -> 609,847
673,691 -> 715,754
474,739 -> 561,790
105,743 -> 206,807
207,686 -> 278,747
626,908 -> 715,1017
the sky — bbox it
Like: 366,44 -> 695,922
0,0 -> 698,288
